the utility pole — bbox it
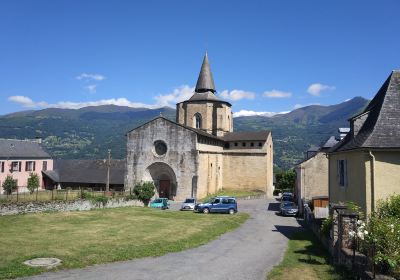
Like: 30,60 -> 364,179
106,149 -> 111,193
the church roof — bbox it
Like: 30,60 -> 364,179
195,53 -> 215,93
182,53 -> 232,107
330,70 -> 400,152
221,131 -> 270,141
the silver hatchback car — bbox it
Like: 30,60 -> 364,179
180,198 -> 196,211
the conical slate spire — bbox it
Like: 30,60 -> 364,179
195,53 -> 216,93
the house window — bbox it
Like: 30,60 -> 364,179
258,142 -> 263,147
11,161 -> 21,172
224,143 -> 230,149
338,159 -> 348,187
0,162 -> 4,173
242,142 -> 246,147
43,161 -> 47,171
25,161 -> 35,171
234,142 -> 238,146
250,142 -> 254,147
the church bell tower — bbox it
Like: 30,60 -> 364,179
176,53 -> 233,137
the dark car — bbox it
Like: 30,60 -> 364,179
281,192 -> 294,202
280,201 -> 299,216
194,196 -> 237,214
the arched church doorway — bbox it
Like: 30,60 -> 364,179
145,162 -> 177,200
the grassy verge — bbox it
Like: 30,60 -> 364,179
0,207 -> 248,279
200,189 -> 265,202
267,229 -> 355,280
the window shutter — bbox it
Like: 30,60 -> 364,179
25,162 -> 28,171
1,162 -> 3,173
19,162 -> 21,172
33,161 -> 36,171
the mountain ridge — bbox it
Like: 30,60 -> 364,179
0,97 -> 369,169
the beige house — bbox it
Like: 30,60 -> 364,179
295,136 -> 338,215
0,139 -> 53,193
125,54 -> 273,200
328,70 -> 400,215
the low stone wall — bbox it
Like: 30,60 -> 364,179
0,199 -> 143,216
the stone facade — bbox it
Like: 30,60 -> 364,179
126,118 -> 199,200
176,101 -> 233,137
125,54 -> 273,200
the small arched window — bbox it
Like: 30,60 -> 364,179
193,113 -> 202,129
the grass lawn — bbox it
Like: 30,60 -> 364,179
200,189 -> 265,202
0,207 -> 248,279
267,229 -> 355,280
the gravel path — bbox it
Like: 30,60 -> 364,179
24,199 -> 301,280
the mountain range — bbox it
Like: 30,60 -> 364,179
0,96 -> 369,170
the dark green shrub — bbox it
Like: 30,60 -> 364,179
2,175 -> 17,195
91,195 -> 108,207
27,173 -> 40,194
320,216 -> 333,237
133,182 -> 155,207
80,191 -> 94,200
124,194 -> 137,201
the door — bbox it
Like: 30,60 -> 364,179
159,180 -> 170,198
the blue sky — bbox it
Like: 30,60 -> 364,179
1,0 -> 399,116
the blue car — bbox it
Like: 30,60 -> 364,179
194,196 -> 237,214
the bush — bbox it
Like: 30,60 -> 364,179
133,181 -> 155,207
275,170 -> 296,191
91,195 -> 108,208
2,175 -> 17,195
80,191 -> 94,200
124,194 -> 137,201
320,216 -> 333,237
359,195 -> 400,278
27,173 -> 40,194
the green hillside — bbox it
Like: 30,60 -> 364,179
0,97 -> 369,169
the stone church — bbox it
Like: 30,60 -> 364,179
125,54 -> 273,200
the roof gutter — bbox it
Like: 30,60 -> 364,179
368,150 -> 375,213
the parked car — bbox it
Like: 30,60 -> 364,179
280,201 -> 299,216
281,192 -> 294,202
180,198 -> 196,211
194,196 -> 237,214
150,198 -> 169,209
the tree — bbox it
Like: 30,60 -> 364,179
27,173 -> 40,194
2,175 -> 17,195
276,169 -> 296,191
133,181 -> 155,207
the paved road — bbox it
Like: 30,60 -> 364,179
24,199 -> 302,280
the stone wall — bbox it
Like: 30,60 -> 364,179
125,118 -> 198,201
222,134 -> 273,196
0,199 -> 143,216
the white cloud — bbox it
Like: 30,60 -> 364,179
219,90 -> 255,101
84,84 -> 97,93
7,85 -> 196,110
263,90 -> 292,98
76,73 -> 106,81
233,110 -> 289,118
153,85 -> 194,107
307,83 -> 335,96
8,96 -> 161,110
